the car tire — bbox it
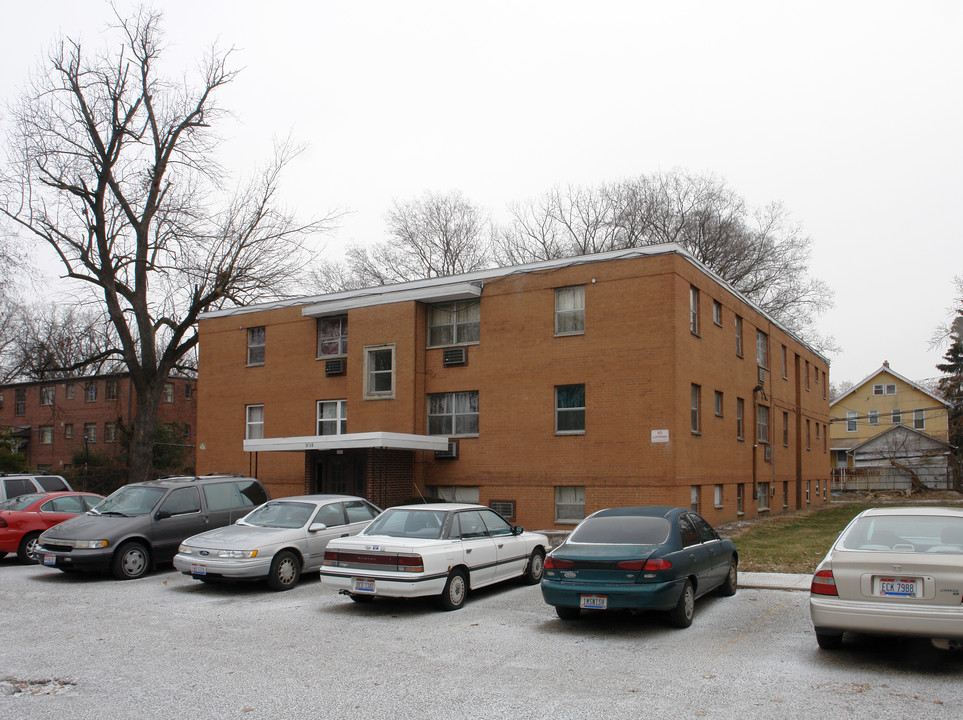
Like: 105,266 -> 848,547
717,558 -> 738,597
668,580 -> 695,628
0,552 -> 7,560
112,541 -> 150,580
438,569 -> 468,611
555,605 -> 581,620
17,532 -> 42,564
349,594 -> 374,603
267,551 -> 301,591
522,548 -> 545,584
816,631 -> 843,650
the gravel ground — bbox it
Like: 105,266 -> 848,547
2,558 -> 962,720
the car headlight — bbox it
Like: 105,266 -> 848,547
73,539 -> 109,549
217,549 -> 258,559
178,545 -> 192,555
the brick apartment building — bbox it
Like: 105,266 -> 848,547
196,244 -> 831,529
0,373 -> 196,475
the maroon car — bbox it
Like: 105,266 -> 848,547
0,492 -> 104,563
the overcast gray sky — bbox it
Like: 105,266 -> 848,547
2,0 -> 960,386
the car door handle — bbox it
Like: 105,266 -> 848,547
466,548 -> 472,553
340,533 -> 349,537
497,544 -> 504,549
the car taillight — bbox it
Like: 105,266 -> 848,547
322,550 -> 339,566
642,558 -> 672,571
396,553 -> 424,573
544,557 -> 575,570
810,569 -> 837,596
617,560 -> 647,571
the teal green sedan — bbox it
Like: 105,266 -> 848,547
541,506 -> 738,627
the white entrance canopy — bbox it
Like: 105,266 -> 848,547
243,431 -> 450,453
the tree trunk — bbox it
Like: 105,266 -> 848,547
127,381 -> 162,484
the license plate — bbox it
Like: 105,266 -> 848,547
191,563 -> 207,576
353,578 -> 375,593
580,594 -> 607,610
876,577 -> 921,597
43,555 -> 56,567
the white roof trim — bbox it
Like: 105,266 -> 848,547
830,365 -> 950,408
243,431 -> 450,453
302,282 -> 482,317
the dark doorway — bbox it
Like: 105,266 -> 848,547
314,452 -> 364,497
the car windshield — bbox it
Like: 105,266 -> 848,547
242,502 -> 315,529
94,486 -> 166,516
362,508 -> 446,539
570,516 -> 671,545
0,493 -> 46,510
840,514 -> 963,553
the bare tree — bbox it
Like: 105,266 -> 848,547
0,9 -> 335,482
346,191 -> 493,285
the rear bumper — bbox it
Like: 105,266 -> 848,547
540,577 -> 685,611
320,568 -> 447,599
810,595 -> 963,639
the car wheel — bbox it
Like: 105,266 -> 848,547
523,548 -> 545,584
668,580 -> 695,628
438,569 -> 468,611
112,541 -> 150,580
349,594 -> 374,603
17,532 -> 42,564
816,631 -> 843,650
555,605 -> 581,620
0,552 -> 7,560
717,558 -> 738,597
267,551 -> 301,591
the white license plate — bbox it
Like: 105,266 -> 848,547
353,578 -> 375,593
43,555 -> 56,567
191,563 -> 207,576
580,594 -> 607,610
876,577 -> 921,597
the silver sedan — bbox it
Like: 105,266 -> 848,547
174,495 -> 381,590
810,506 -> 963,650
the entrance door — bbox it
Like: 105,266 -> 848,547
316,453 -> 363,497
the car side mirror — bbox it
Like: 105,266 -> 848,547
513,525 -> 524,535
154,510 -> 172,521
308,522 -> 327,533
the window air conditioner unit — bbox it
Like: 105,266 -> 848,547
324,358 -> 346,376
434,440 -> 459,459
757,367 -> 766,384
443,347 -> 467,367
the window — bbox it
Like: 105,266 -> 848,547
317,315 -> 348,357
65,383 -> 75,400
64,423 -> 73,440
556,384 -> 585,434
428,486 -> 480,504
735,316 -> 743,357
758,482 -> 770,511
84,423 -> 97,443
555,486 -> 585,523
679,515 -> 700,547
15,389 -> 25,416
162,382 -> 174,403
736,397 -> 744,439
914,409 -> 925,430
782,482 -> 789,508
822,371 -> 828,399
782,411 -> 789,447
836,449 -> 848,466
815,422 -> 820,440
714,484 -> 724,508
806,419 -> 811,450
555,286 -> 585,335
183,424 -> 191,440
757,405 -> 769,444
892,408 -> 902,424
868,410 -> 879,426
160,487 -> 201,516
106,380 -> 119,401
246,405 -> 264,440
428,302 -> 480,347
805,361 -> 810,391
781,345 -> 787,379
886,383 -> 896,395
873,383 -> 897,396
806,480 -> 811,503
85,382 -> 97,403
712,300 -> 722,326
40,425 -> 54,444
247,326 -> 265,366
756,330 -> 769,368
690,384 -> 701,434
823,426 -> 827,452
690,485 -> 700,512
689,286 -> 700,335
736,483 -> 744,514
428,392 -> 479,436
185,383 -> 193,400
40,386 -> 55,406
846,411 -> 857,432
317,400 -> 347,436
714,390 -> 723,417
364,345 -> 395,398
105,422 -> 118,443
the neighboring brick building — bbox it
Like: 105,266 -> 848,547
196,244 -> 831,529
0,373 -> 196,475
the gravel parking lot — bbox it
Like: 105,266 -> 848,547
2,558 -> 961,720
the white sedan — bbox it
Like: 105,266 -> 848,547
320,503 -> 549,610
174,495 -> 381,591
810,506 -> 963,650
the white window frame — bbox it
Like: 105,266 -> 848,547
689,286 -> 700,335
363,344 -> 396,399
40,425 -> 54,444
736,483 -> 744,514
756,330 -> 769,369
64,423 -> 73,440
317,316 -> 348,358
781,345 -> 787,379
714,390 -> 723,417
735,316 -> 743,357
317,400 -> 347,436
736,397 -> 744,440
247,326 -> 265,366
428,486 -> 480,503
428,391 -> 479,436
105,422 -> 118,443
555,486 -> 585,523
40,386 -> 55,406
712,300 -> 722,326
758,482 -> 770,511
555,384 -> 586,434
246,404 -> 264,440
427,302 -> 480,347
757,405 -> 769,444
83,423 -> 97,443
106,380 -> 119,401
555,286 -> 585,336
84,382 -> 98,403
162,382 -> 174,403
690,384 -> 701,434
892,408 -> 902,424
846,411 -> 857,432
714,484 -> 724,508
690,485 -> 700,512
868,410 -> 879,426
914,409 -> 925,430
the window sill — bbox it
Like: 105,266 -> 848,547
246,363 -> 265,368
555,430 -> 586,436
691,431 -> 702,437
758,508 -> 771,514
554,518 -> 582,525
714,504 -> 724,510
316,354 -> 347,361
426,341 -> 480,350
554,331 -> 585,338
715,413 -> 723,418
363,393 -> 395,401
737,512 -> 744,517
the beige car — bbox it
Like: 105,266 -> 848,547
810,506 -> 963,650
